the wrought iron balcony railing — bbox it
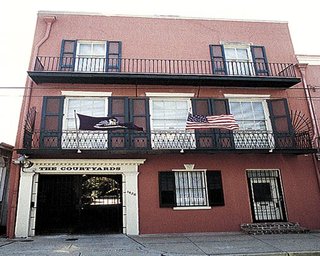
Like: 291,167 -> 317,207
22,130 -> 313,153
32,56 -> 298,78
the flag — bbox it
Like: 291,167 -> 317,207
77,114 -> 143,131
186,113 -> 239,130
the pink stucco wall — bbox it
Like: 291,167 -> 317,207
33,13 -> 297,63
138,154 -> 320,233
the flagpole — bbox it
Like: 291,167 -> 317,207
74,110 -> 81,154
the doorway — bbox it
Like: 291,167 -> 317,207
247,170 -> 287,222
35,174 -> 122,234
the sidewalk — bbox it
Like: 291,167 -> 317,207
0,231 -> 319,255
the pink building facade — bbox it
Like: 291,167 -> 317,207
7,12 -> 320,238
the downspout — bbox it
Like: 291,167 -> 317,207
297,63 -> 320,191
24,16 -> 57,139
7,15 -> 56,239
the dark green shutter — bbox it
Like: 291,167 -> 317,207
40,96 -> 65,148
267,98 -> 294,149
209,45 -> 227,75
59,40 -> 77,71
159,171 -> 176,207
191,98 -> 213,148
191,98 -> 234,149
211,99 -> 235,149
106,41 -> 122,72
129,97 -> 151,149
108,97 -> 129,149
206,171 -> 224,206
251,46 -> 269,76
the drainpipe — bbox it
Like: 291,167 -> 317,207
7,15 -> 56,239
296,63 -> 320,191
24,16 -> 57,142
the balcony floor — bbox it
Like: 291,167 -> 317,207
28,71 -> 301,88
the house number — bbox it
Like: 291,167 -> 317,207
127,190 -> 136,196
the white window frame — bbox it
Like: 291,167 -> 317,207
75,41 -> 107,72
226,94 -> 274,149
61,92 -> 110,149
172,168 -> 211,210
228,99 -> 272,132
146,93 -> 196,150
222,42 -> 254,76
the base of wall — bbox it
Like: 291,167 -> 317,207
240,222 -> 309,235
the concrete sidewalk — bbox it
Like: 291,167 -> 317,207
0,232 -> 319,255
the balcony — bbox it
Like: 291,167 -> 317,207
19,129 -> 314,157
28,57 -> 301,88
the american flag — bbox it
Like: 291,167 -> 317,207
186,113 -> 239,130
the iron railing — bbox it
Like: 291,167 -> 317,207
22,130 -> 312,152
33,56 -> 298,78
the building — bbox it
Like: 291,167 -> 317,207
7,11 -> 320,238
0,142 -> 13,235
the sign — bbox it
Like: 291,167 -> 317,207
38,166 -> 122,172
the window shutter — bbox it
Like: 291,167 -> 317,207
129,97 -> 151,149
206,171 -> 224,206
250,46 -> 269,76
59,40 -> 77,71
108,97 -> 129,149
211,99 -> 235,149
191,98 -> 214,148
159,171 -> 175,207
209,45 -> 227,75
192,98 -> 211,116
267,98 -> 294,148
40,96 -> 65,148
106,41 -> 122,72
211,99 -> 230,115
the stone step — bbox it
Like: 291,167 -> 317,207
240,222 -> 309,235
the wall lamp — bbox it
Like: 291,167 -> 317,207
13,154 -> 34,168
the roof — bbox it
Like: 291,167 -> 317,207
37,10 -> 288,24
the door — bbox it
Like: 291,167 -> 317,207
36,174 -> 122,234
247,170 -> 286,222
79,175 -> 122,233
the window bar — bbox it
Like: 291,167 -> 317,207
187,172 -> 192,206
192,172 -> 198,206
176,172 -> 182,206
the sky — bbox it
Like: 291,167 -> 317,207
0,0 -> 320,145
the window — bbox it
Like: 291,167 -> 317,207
175,171 -> 208,206
151,99 -> 189,130
59,40 -> 122,72
224,43 -> 253,75
75,41 -> 106,72
229,100 -> 268,131
209,44 -> 268,76
159,170 -> 224,208
228,96 -> 273,149
62,96 -> 108,149
147,93 -> 195,149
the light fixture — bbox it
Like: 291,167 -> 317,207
13,155 -> 34,168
